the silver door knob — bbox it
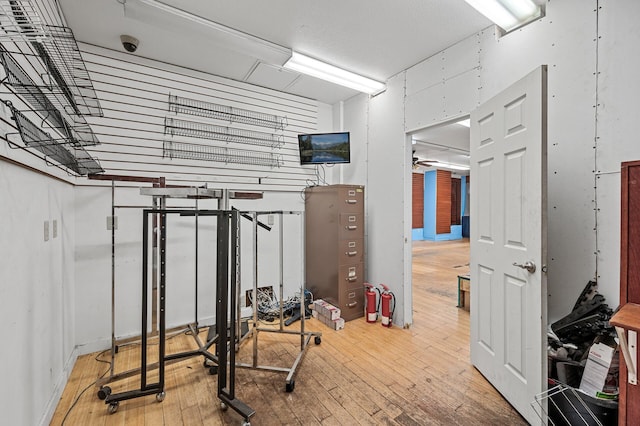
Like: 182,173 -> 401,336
513,261 -> 536,273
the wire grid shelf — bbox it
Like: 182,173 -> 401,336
11,107 -> 103,175
168,94 -> 288,131
0,46 -> 100,146
0,0 -> 47,41
163,140 -> 283,168
532,384 -> 617,426
0,1 -> 102,117
31,25 -> 103,117
164,117 -> 285,149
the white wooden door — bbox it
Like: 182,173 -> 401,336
470,66 -> 547,424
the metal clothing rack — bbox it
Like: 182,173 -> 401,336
89,182 -> 265,425
234,210 -> 322,393
100,208 -> 255,425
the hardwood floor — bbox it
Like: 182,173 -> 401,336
51,239 -> 526,425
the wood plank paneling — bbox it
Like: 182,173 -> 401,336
436,170 -> 452,234
619,160 -> 640,425
451,177 -> 461,225
51,240 -> 526,426
412,172 -> 424,229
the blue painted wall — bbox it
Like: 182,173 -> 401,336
412,172 -> 467,241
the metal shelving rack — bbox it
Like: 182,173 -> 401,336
168,94 -> 287,131
0,0 -> 104,175
164,94 -> 287,168
163,139 -> 283,168
164,117 -> 285,149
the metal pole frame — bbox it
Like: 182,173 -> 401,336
236,210 -> 322,392
103,209 -> 254,424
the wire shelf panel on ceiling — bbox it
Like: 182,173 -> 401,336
164,117 -> 285,149
168,94 -> 288,131
0,46 -> 100,146
11,106 -> 104,175
163,140 -> 283,168
0,0 -> 48,41
0,0 -> 103,117
31,25 -> 103,117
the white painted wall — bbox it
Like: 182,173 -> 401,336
0,161 -> 76,426
69,45 -> 335,351
0,39 -> 333,422
12,1 -> 640,422
344,0 -> 637,326
363,73 -> 410,324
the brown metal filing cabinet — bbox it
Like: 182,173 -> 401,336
304,184 -> 365,321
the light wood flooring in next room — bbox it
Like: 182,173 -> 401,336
52,239 -> 526,425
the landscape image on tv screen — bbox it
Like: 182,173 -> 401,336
298,132 -> 350,164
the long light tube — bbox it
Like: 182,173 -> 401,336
425,161 -> 470,171
284,51 -> 385,95
465,0 -> 541,32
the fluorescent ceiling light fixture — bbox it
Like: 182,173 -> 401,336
457,118 -> 471,128
465,0 -> 542,32
128,0 -> 291,64
284,52 -> 386,95
425,161 -> 470,171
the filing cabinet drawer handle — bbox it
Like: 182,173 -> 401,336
346,276 -> 358,282
346,301 -> 358,308
345,225 -> 357,230
346,251 -> 358,256
346,199 -> 357,204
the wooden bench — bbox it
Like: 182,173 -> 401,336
457,274 -> 470,311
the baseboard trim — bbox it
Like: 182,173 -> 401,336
38,347 -> 78,426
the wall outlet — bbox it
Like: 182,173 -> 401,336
107,216 -> 118,230
52,219 -> 57,238
44,220 -> 49,241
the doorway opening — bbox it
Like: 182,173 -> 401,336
408,116 -> 471,332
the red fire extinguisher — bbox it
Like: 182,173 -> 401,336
379,283 -> 395,328
363,283 -> 380,323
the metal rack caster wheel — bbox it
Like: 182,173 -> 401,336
209,366 -> 218,375
242,422 -> 251,426
220,402 -> 228,411
107,401 -> 119,414
156,391 -> 165,402
314,336 -> 321,345
97,386 -> 111,400
114,345 -> 119,354
285,381 -> 295,393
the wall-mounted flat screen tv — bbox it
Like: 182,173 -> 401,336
298,132 -> 350,165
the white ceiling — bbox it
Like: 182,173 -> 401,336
58,0 -> 493,105
57,0 -> 487,172
411,120 -> 470,174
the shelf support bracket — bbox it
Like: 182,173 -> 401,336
615,326 -> 638,385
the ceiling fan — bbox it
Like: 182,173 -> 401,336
412,150 -> 435,169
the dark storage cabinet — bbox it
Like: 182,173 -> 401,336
304,184 -> 365,321
618,160 -> 640,425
